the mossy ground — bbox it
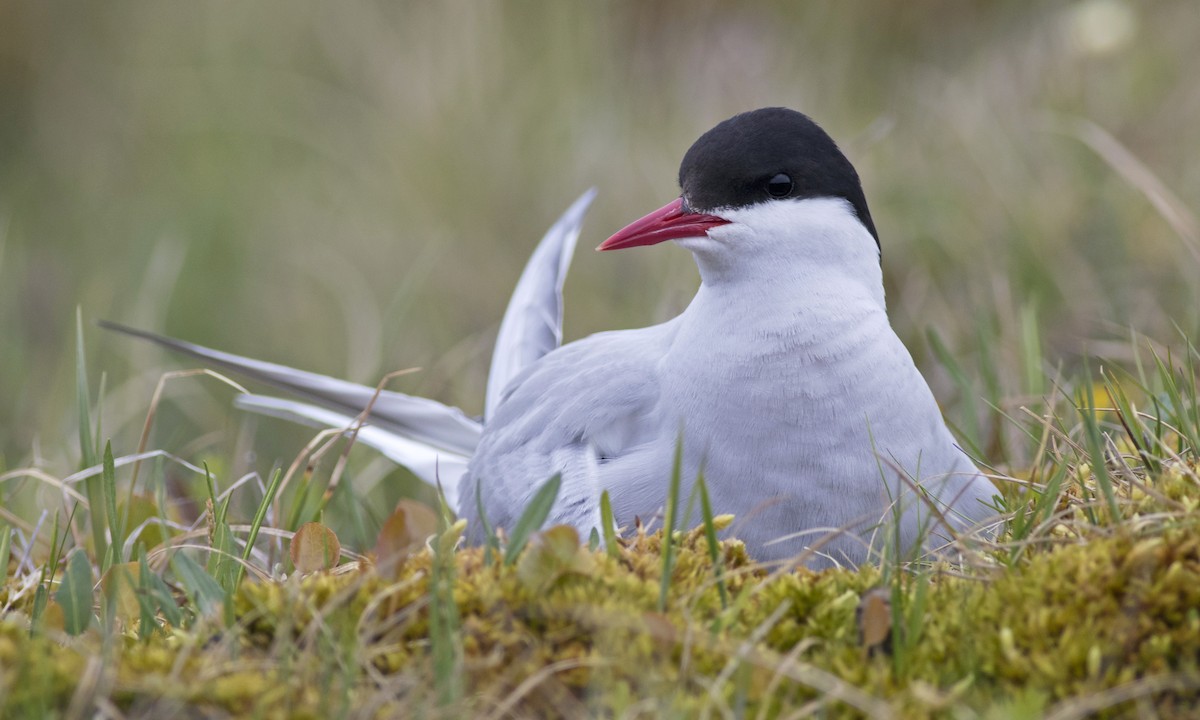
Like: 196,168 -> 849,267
3,4 -> 1198,717
4,464 -> 1200,718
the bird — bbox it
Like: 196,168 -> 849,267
105,107 -> 998,567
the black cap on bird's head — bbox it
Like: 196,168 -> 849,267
679,108 -> 878,247
601,107 -> 880,254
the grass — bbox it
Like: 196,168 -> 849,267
2,338 -> 1200,717
3,1 -> 1200,716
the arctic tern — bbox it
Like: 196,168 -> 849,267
104,107 -> 998,567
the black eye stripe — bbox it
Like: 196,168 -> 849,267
767,173 -> 793,197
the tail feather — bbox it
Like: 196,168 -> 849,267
235,394 -> 468,508
99,320 -> 481,456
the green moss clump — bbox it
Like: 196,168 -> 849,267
3,502 -> 1200,717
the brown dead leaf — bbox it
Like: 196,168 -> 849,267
857,586 -> 892,657
374,500 -> 439,576
290,522 -> 342,573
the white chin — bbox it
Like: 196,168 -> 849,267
674,233 -> 725,253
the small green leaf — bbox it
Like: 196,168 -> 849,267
503,473 -> 562,566
55,549 -> 95,636
172,551 -> 228,622
517,525 -> 595,592
141,547 -> 182,628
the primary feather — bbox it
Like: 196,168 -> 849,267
486,188 -> 596,420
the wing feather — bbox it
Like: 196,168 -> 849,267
485,188 -> 596,420
99,321 -> 481,456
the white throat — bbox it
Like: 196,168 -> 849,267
677,196 -> 884,311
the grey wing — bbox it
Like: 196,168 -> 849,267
462,323 -> 675,541
485,188 -> 596,421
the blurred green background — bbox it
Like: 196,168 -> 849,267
2,1 -> 1197,492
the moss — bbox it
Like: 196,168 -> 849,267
4,481 -> 1200,717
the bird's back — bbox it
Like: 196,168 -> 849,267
460,320 -> 680,540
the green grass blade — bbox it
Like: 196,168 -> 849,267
926,324 -> 984,456
1032,462 -> 1068,525
40,514 -> 59,590
1150,349 -> 1197,455
102,441 -> 124,570
334,488 -> 371,552
659,434 -> 684,613
203,464 -> 236,589
285,471 -> 315,531
475,480 -> 499,564
599,490 -> 619,561
135,548 -> 158,639
926,327 -> 982,457
76,309 -> 106,560
75,307 -> 96,468
34,506 -> 77,630
1104,368 -> 1157,474
696,470 -> 728,611
31,586 -> 49,633
1079,366 -> 1121,522
1184,347 -> 1200,449
430,516 -> 464,707
55,549 -> 95,636
503,473 -> 562,566
435,478 -> 456,530
141,546 -> 182,628
1019,301 -> 1045,398
1003,468 -> 1056,560
891,571 -> 931,679
233,467 -> 284,591
94,372 -> 107,470
0,522 -> 10,584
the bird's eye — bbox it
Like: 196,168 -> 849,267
766,173 -> 793,198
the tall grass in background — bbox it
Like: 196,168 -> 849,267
0,1 -> 1196,483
